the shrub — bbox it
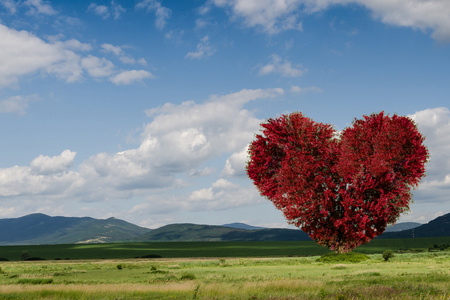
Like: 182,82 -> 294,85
428,244 -> 450,252
180,272 -> 196,280
17,278 -> 53,285
141,254 -> 162,258
382,250 -> 394,262
26,257 -> 45,261
316,252 -> 370,263
0,258 -> 9,261
116,264 -> 125,270
20,251 -> 30,261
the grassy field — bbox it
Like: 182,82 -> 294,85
0,251 -> 449,299
1,237 -> 450,261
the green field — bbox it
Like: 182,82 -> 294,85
0,251 -> 449,299
0,238 -> 449,299
1,237 -> 450,261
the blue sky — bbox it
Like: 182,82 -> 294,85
1,0 -> 449,228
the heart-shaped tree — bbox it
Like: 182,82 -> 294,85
246,112 -> 429,253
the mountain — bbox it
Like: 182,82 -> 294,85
0,213 -> 150,245
379,213 -> 450,239
385,222 -> 422,232
131,223 -> 311,242
1,212 -> 448,246
222,222 -> 266,230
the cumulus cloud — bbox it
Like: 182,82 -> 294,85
101,43 -> 122,56
24,0 -> 56,15
0,95 -> 37,115
188,179 -> 263,210
81,55 -> 115,77
101,43 -> 147,65
0,24 -> 69,87
259,54 -> 306,77
0,24 -> 153,88
88,3 -> 110,19
409,107 -> 450,202
211,0 -> 303,34
0,0 -> 17,14
185,36 -> 216,59
130,179 -> 263,216
111,0 -> 126,19
88,1 -> 125,20
0,88 -> 284,202
136,0 -> 172,30
110,70 -> 153,85
222,146 -> 249,177
290,85 -> 322,93
211,0 -> 450,41
31,150 -> 77,175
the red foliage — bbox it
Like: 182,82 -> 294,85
247,112 -> 429,253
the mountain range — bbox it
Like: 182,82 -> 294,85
0,213 -> 448,246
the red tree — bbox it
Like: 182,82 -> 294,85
246,112 -> 429,253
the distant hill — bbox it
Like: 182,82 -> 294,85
222,222 -> 266,230
385,222 -> 422,232
131,223 -> 311,242
0,213 -> 150,245
0,212 -> 448,246
380,213 -> 450,239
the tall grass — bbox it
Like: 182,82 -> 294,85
0,252 -> 448,299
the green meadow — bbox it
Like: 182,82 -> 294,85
0,238 -> 449,299
0,252 -> 449,299
1,237 -> 450,261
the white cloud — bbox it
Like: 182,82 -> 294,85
111,0 -> 126,20
0,24 -> 66,87
0,95 -> 37,115
110,70 -> 153,85
409,107 -> 450,203
211,0 -> 303,34
101,43 -> 147,65
0,24 -> 154,88
136,0 -> 172,30
88,3 -> 110,19
259,54 -> 306,77
88,1 -> 125,20
188,179 -> 263,211
130,178 -> 263,217
290,85 -> 322,93
212,0 -> 450,41
24,0 -> 56,15
0,88 -> 283,202
31,150 -> 77,175
101,43 -> 123,56
0,0 -> 17,14
81,55 -> 115,77
222,146 -> 249,177
56,39 -> 92,52
185,36 -> 216,59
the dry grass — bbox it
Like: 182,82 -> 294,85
0,282 -> 197,293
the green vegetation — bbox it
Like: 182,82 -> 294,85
316,252 -> 370,263
382,250 -> 394,261
0,252 -> 448,299
1,237 -> 450,262
0,213 -> 151,245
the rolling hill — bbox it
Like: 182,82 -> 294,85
379,213 -> 450,239
0,212 -> 448,245
385,222 -> 422,232
131,223 -> 310,242
0,213 -> 150,245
